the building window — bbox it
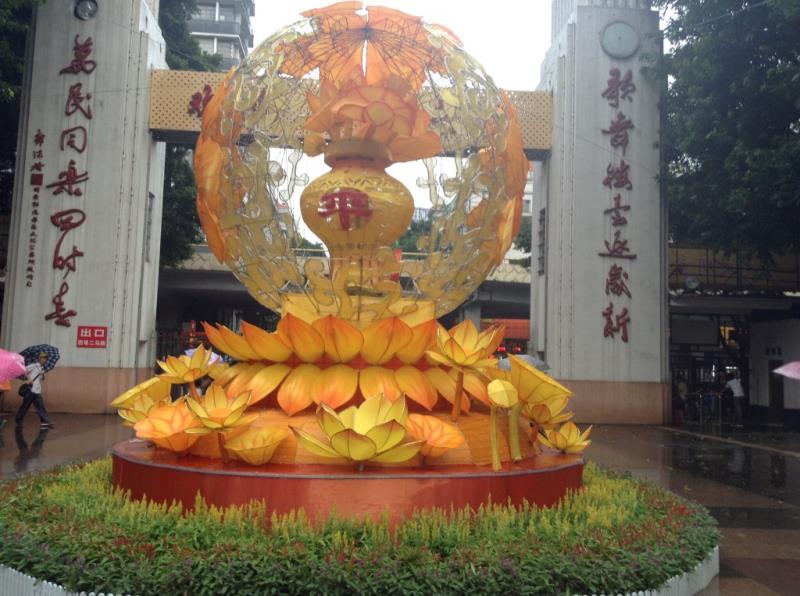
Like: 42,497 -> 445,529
197,38 -> 215,54
537,208 -> 546,275
217,39 -> 239,58
218,5 -> 236,21
194,4 -> 215,20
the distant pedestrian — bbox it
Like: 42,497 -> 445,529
15,352 -> 53,428
724,372 -> 746,427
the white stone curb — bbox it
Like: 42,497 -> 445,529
0,546 -> 718,596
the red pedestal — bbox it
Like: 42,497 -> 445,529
112,440 -> 584,523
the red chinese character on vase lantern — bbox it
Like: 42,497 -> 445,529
602,160 -> 633,190
318,188 -> 372,230
604,194 -> 630,226
33,130 -> 45,146
45,281 -> 77,327
602,302 -> 631,343
602,112 -> 634,154
188,84 -> 214,118
605,264 -> 631,298
65,83 -> 92,119
46,160 -> 89,196
60,35 -> 97,75
60,126 -> 88,153
51,209 -> 86,273
601,68 -> 635,108
599,230 -> 637,260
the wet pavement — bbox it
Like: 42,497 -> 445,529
0,414 -> 798,594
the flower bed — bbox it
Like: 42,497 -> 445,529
0,461 -> 719,595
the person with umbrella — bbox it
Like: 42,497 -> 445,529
15,351 -> 54,429
0,347 -> 27,431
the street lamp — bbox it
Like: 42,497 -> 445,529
74,0 -> 98,20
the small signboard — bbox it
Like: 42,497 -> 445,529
76,325 -> 107,348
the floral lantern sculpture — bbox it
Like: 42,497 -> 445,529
112,2 -> 590,517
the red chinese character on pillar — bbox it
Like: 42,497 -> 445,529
599,230 -> 637,260
604,194 -> 630,226
601,68 -> 635,108
602,160 -> 633,190
601,112 -> 634,154
45,281 -> 77,327
60,35 -> 97,75
51,209 -> 86,273
60,126 -> 88,153
33,130 -> 45,146
46,160 -> 89,196
318,188 -> 372,230
605,264 -> 631,298
602,302 -> 630,343
65,83 -> 92,119
188,84 -> 214,118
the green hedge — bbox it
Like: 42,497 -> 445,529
0,460 -> 718,595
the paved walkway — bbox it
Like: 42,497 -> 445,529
0,415 -> 797,595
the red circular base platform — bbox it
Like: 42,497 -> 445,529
112,440 -> 584,523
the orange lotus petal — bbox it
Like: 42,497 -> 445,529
194,136 -> 223,212
196,200 -> 226,262
277,364 -> 318,416
406,414 -> 464,458
312,364 -> 359,409
225,363 -> 264,398
396,320 -> 439,364
312,315 -> 363,362
359,366 -> 403,401
277,314 -> 325,363
217,325 -> 260,361
246,363 -> 291,404
241,321 -> 292,362
461,370 -> 490,405
361,317 -> 413,365
394,365 -> 437,410
202,322 -> 243,360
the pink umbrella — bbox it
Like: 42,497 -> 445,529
0,348 -> 26,383
773,361 -> 800,380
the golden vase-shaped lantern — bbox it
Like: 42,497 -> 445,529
300,139 -> 413,262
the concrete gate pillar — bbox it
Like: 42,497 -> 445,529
1,1 -> 167,412
531,0 -> 668,423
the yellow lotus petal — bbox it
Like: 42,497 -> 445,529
207,362 -> 230,380
311,365 -> 358,409
317,403 -> 347,437
276,364 -> 318,416
110,377 -> 171,408
368,440 -> 423,463
488,380 -> 518,409
312,315 -> 363,362
185,396 -> 207,420
424,367 -> 456,403
564,442 -> 590,454
509,355 -> 573,403
246,363 -> 291,404
396,320 -> 439,364
461,371 -> 490,405
579,424 -> 593,443
546,429 -> 568,451
330,429 -> 378,462
212,362 -> 249,387
225,427 -> 289,465
360,318 -> 413,365
202,322 -> 245,360
217,325 -> 261,361
365,419 -> 407,453
394,366 -> 438,410
442,337 -> 468,366
223,408 -> 255,428
185,424 -> 218,434
291,426 -> 340,458
561,421 -> 580,443
359,367 -> 402,402
277,314 -> 325,362
226,363 -> 265,398
188,345 -> 211,371
241,321 -> 292,362
449,319 -> 479,350
423,349 -> 454,368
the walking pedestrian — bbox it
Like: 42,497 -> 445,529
15,352 -> 54,428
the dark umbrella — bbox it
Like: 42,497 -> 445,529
19,344 -> 60,372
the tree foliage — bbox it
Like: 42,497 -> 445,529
656,0 -> 800,258
158,0 -> 220,266
513,215 -> 531,253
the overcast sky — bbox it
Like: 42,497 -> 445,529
251,1 -> 553,91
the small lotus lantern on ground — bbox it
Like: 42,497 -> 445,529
110,2 -> 590,521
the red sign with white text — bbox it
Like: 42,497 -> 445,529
76,325 -> 107,348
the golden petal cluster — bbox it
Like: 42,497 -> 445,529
405,414 -> 464,459
539,422 -> 592,454
522,394 -> 574,430
490,354 -> 573,405
291,394 -> 422,464
487,379 -> 519,409
184,385 -> 256,435
110,377 -> 172,426
224,427 -> 289,465
133,401 -> 204,453
426,319 -> 502,372
157,344 -> 216,384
